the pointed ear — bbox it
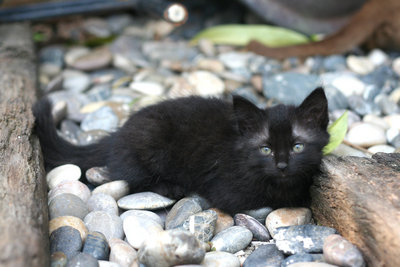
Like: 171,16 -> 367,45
232,95 -> 265,134
296,87 -> 329,129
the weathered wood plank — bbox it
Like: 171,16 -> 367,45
311,153 -> 400,267
0,23 -> 49,267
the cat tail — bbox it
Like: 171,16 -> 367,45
32,98 -> 110,172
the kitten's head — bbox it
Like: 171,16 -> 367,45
233,87 -> 330,185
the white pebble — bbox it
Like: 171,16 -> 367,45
92,180 -> 130,200
367,49 -> 388,66
130,81 -> 165,96
368,144 -> 396,154
392,57 -> 400,76
187,71 -> 225,96
123,215 -> 163,249
46,164 -> 81,190
330,74 -> 366,97
346,55 -> 375,75
346,122 -> 386,148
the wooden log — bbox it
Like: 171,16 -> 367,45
0,23 -> 49,267
311,153 -> 400,267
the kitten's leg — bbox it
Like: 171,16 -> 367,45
151,181 -> 186,200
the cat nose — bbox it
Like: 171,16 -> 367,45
277,162 -> 288,170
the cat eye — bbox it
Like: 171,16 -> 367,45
260,146 -> 272,155
293,143 -> 305,153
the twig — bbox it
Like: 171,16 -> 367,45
342,140 -> 374,155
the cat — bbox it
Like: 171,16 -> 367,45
33,87 -> 329,214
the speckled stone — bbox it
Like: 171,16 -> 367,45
281,253 -> 324,266
66,252 -> 99,267
92,180 -> 129,200
46,164 -> 81,189
274,225 -> 337,254
109,238 -> 138,267
234,213 -> 270,241
265,208 -> 312,237
201,251 -> 240,267
242,244 -> 284,267
87,193 -> 119,216
138,229 -> 205,267
118,192 -> 176,210
49,216 -> 88,242
84,211 -> 124,241
182,209 -> 218,242
49,193 -> 89,220
323,234 -> 365,267
165,197 -> 203,230
82,231 -> 110,260
50,226 -> 82,259
211,226 -> 253,253
120,209 -> 163,227
86,167 -> 112,185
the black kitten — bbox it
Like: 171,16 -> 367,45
33,88 -> 329,214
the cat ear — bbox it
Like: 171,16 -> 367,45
296,87 -> 329,129
232,95 -> 265,134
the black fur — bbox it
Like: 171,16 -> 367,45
33,88 -> 329,214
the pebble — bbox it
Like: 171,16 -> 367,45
98,261 -> 123,267
138,229 -> 205,267
196,58 -> 225,73
62,69 -> 91,93
211,208 -> 234,234
66,252 -> 99,267
187,71 -> 225,96
287,263 -> 338,267
123,215 -> 163,249
50,226 -> 82,259
86,167 -> 112,185
274,225 -> 337,254
51,251 -> 68,267
130,81 -> 165,96
182,209 -> 218,242
363,114 -> 390,130
211,226 -> 253,253
92,180 -> 130,200
87,193 -> 119,216
346,122 -> 387,147
81,106 -> 119,132
234,213 -> 270,241
49,216 -> 88,241
82,231 -> 110,260
323,234 -> 365,267
83,18 -> 112,38
265,208 -> 312,237
84,211 -> 124,241
201,251 -> 241,267
218,52 -> 252,69
322,55 -> 346,72
46,164 -> 82,190
331,143 -> 368,158
324,73 -> 366,97
118,191 -> 176,210
281,253 -> 324,266
262,72 -> 319,105
346,55 -> 375,75
368,144 -> 396,154
49,193 -> 89,219
242,244 -> 284,267
109,238 -> 138,267
384,114 -> 400,130
165,197 -> 203,230
392,57 -> 400,76
244,207 -> 273,224
368,49 -> 388,66
120,209 -> 163,227
48,180 -> 91,203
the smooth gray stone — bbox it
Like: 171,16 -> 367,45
118,191 -> 175,210
234,213 -> 271,241
201,251 -> 241,267
324,86 -> 349,111
123,215 -> 163,249
138,229 -> 205,267
210,226 -> 253,253
281,253 -> 324,266
263,72 -> 319,105
82,231 -> 110,260
165,197 -> 202,230
243,244 -> 284,267
86,84 -> 112,102
274,225 -> 337,254
87,193 -> 118,216
244,207 -> 273,224
66,252 -> 99,267
84,211 -> 124,241
50,226 -> 82,260
49,193 -> 89,220
81,106 -> 119,132
323,55 -> 346,72
182,209 -> 218,242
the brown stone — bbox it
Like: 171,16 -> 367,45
311,153 -> 400,267
0,23 -> 49,267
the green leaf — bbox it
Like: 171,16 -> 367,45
190,24 -> 310,47
323,111 -> 349,155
